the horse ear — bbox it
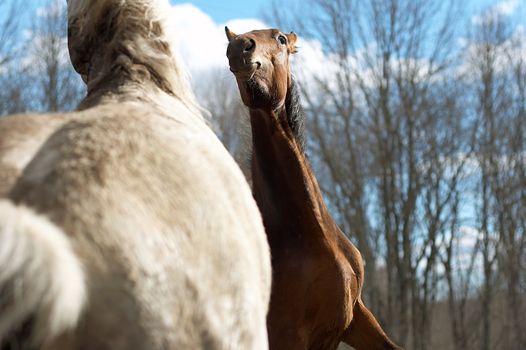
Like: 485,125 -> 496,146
225,26 -> 237,42
287,32 -> 298,54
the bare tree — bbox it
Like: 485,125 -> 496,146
0,0 -> 26,115
466,11 -> 526,350
0,0 -> 22,66
26,0 -> 84,112
267,1 -> 467,348
192,69 -> 253,178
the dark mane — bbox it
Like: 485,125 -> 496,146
285,77 -> 306,152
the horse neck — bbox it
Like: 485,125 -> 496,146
68,0 -> 199,114
77,74 -> 163,110
249,107 -> 328,239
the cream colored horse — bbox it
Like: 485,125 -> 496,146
0,1 -> 271,349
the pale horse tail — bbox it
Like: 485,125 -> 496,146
0,199 -> 86,346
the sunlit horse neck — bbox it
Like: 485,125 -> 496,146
226,26 -> 401,350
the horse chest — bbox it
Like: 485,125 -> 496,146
268,241 -> 355,333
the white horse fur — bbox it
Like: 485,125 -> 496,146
0,0 -> 271,349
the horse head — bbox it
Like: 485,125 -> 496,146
225,27 -> 297,112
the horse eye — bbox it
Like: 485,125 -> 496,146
278,35 -> 287,45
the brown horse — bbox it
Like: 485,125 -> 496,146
226,27 -> 401,350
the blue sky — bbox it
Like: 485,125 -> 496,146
171,0 -> 267,23
3,0 -> 268,33
10,0 -> 524,32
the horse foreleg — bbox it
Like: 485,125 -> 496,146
341,300 -> 401,350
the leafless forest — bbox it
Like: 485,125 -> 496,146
0,1 -> 524,349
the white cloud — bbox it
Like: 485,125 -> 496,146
292,37 -> 340,94
472,0 -> 521,25
165,4 -> 228,73
165,4 -> 267,74
493,0 -> 520,16
225,19 -> 269,34
457,23 -> 526,81
35,0 -> 64,18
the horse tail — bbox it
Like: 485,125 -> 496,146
342,299 -> 402,350
0,199 -> 86,346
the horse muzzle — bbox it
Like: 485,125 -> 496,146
227,38 -> 262,81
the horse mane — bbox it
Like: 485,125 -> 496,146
67,0 -> 200,115
285,77 -> 306,152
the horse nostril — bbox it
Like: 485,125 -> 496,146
243,39 -> 256,52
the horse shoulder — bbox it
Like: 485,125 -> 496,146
0,114 -> 69,197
